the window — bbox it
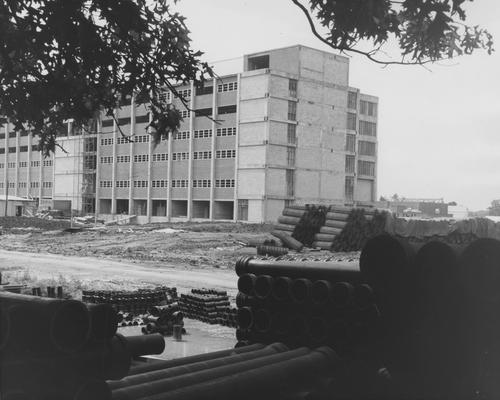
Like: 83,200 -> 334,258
216,149 -> 236,159
358,160 -> 375,176
31,160 -> 40,167
359,121 -> 377,136
287,124 -> 296,145
0,149 -> 4,154
238,199 -> 248,221
152,180 -> 168,188
8,182 -> 15,189
20,131 -> 29,137
180,110 -> 191,119
19,146 -> 28,152
0,163 -> 3,168
195,108 -> 212,117
171,179 -> 188,188
9,132 -> 16,138
100,180 -> 112,188
348,92 -> 357,109
248,55 -> 269,70
84,137 -> 97,152
101,137 -> 114,145
289,79 -> 298,97
8,162 -> 16,168
193,151 -> 212,160
175,89 -> 191,99
115,180 -> 130,188
159,90 -> 171,103
19,161 -> 27,168
345,134 -> 356,152
42,182 -> 52,189
8,147 -> 16,153
216,127 -> 236,137
0,183 -> 3,189
100,156 -> 113,164
172,152 -> 189,161
0,133 -> 4,139
288,101 -> 297,121
136,114 -> 150,124
345,176 -> 354,201
347,113 -> 357,130
32,145 -> 39,152
358,140 -> 376,156
286,170 -> 294,197
18,182 -> 27,188
196,86 -> 213,95
116,137 -> 131,145
215,179 -> 235,188
287,147 -> 295,166
345,155 -> 355,174
217,105 -> 237,115
101,119 -> 113,128
217,82 -> 238,92
30,182 -> 39,188
194,129 -> 212,138
193,179 -> 211,188
43,159 -> 53,167
360,100 -> 377,116
173,131 -> 190,140
133,154 -> 149,163
152,153 -> 168,161
116,155 -> 130,163
134,135 -> 150,143
133,180 -> 148,188
84,155 -> 96,169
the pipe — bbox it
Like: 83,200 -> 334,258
128,343 -> 266,375
254,275 -> 273,299
0,294 -> 90,353
88,304 -> 118,341
141,347 -> 340,400
123,334 -> 165,357
308,317 -> 328,344
108,343 -> 287,390
73,380 -> 113,400
236,307 -> 253,330
235,293 -> 263,308
353,284 -> 375,309
0,304 -> 11,350
236,257 -> 360,282
253,308 -> 272,333
111,347 -> 311,400
331,282 -> 353,308
291,278 -> 312,304
311,280 -> 331,305
237,273 -> 256,296
272,276 -> 293,302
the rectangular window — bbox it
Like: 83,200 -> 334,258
216,149 -> 236,159
348,92 -> 357,109
101,137 -> 114,145
0,163 -> 3,168
286,170 -> 294,197
133,180 -> 148,188
360,100 -> 377,116
19,161 -> 27,168
8,147 -> 16,153
100,156 -> 113,164
194,129 -> 212,138
287,147 -> 295,166
215,179 -> 235,188
238,199 -> 248,221
217,82 -> 238,92
345,155 -> 355,174
83,155 -> 96,169
359,121 -> 377,136
289,79 -> 298,97
42,181 -> 52,189
159,90 -> 171,103
116,155 -> 130,163
19,146 -> 28,152
151,180 -> 168,188
358,160 -> 375,176
345,176 -> 354,201
0,148 -> 4,154
288,101 -> 297,121
84,137 -> 97,152
31,145 -> 39,152
171,179 -> 188,188
180,110 -> 191,119
43,160 -> 53,167
195,108 -> 212,117
136,114 -> 150,124
20,131 -> 29,137
192,179 -> 211,188
196,86 -> 213,96
9,132 -> 16,138
172,152 -> 189,161
347,113 -> 357,130
115,180 -> 130,188
193,151 -> 212,160
134,135 -> 150,143
217,105 -> 237,115
216,127 -> 236,137
133,154 -> 149,163
100,180 -> 113,188
101,119 -> 113,128
30,182 -> 39,188
287,124 -> 296,144
116,137 -> 131,145
18,182 -> 27,188
0,133 -> 4,139
8,182 -> 15,189
358,140 -> 376,156
8,162 -> 16,168
175,89 -> 191,99
345,134 -> 356,152
173,131 -> 190,140
152,153 -> 168,161
31,160 -> 40,167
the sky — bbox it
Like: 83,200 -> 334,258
175,0 -> 500,210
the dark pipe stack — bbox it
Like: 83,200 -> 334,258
107,343 -> 340,400
141,303 -> 185,335
235,256 -> 378,355
0,291 -> 165,399
179,289 -> 237,328
291,204 -> 329,247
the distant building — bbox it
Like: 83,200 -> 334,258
376,198 -> 450,218
0,45 -> 379,223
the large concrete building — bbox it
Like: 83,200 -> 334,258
0,45 -> 378,223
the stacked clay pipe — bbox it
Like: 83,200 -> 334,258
179,289 -> 237,327
0,291 -> 165,400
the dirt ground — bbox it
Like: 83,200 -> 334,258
0,219 -> 359,299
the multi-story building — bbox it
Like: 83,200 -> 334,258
0,45 -> 378,223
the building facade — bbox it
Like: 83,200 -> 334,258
0,45 -> 378,223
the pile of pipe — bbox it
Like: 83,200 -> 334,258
0,291 -> 165,400
107,342 -> 340,400
117,312 -> 147,327
291,204 -> 329,247
141,303 -> 185,335
273,205 -> 306,235
31,285 -> 64,298
82,286 -> 178,314
330,208 -> 387,252
235,256 -> 377,354
179,289 -> 237,327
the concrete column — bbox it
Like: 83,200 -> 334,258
146,106 -> 153,222
186,80 -> 195,220
51,137 -> 56,204
38,136 -> 42,203
27,131 -> 32,197
14,131 -> 19,196
233,73 -> 241,221
95,119 -> 102,214
110,111 -> 117,214
128,97 -> 135,215
209,77 -> 217,220
166,126 -> 172,220
2,123 -> 7,195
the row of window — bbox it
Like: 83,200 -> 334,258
345,157 -> 375,177
0,182 -> 50,189
0,131 -> 30,139
101,135 -> 150,146
0,145 -> 41,154
347,114 -> 377,136
217,82 -> 238,92
98,150 -> 235,164
345,136 -> 376,156
99,179 -> 235,189
0,160 -> 49,168
173,131 -> 190,140
193,151 -> 211,160
215,149 -> 236,159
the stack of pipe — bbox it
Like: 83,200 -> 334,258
291,205 -> 330,247
82,286 -> 177,314
272,205 -> 306,236
359,234 -> 500,398
141,303 -> 185,335
235,256 -> 378,355
179,289 -> 236,327
0,291 -> 165,399
107,343 -> 341,400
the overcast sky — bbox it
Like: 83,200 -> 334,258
175,0 -> 500,210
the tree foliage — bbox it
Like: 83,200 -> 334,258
0,0 -> 211,154
292,0 -> 494,65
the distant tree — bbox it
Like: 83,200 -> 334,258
292,0 -> 494,65
448,201 -> 458,206
379,196 -> 388,202
391,193 -> 400,202
489,200 -> 500,216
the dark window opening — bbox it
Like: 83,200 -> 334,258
102,119 -> 113,128
196,86 -> 214,96
195,108 -> 213,117
8,147 -> 16,153
136,114 -> 150,124
19,146 -> 28,152
218,105 -> 237,115
248,55 -> 269,70
9,132 -> 16,138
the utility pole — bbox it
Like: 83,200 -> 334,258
4,176 -> 8,217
